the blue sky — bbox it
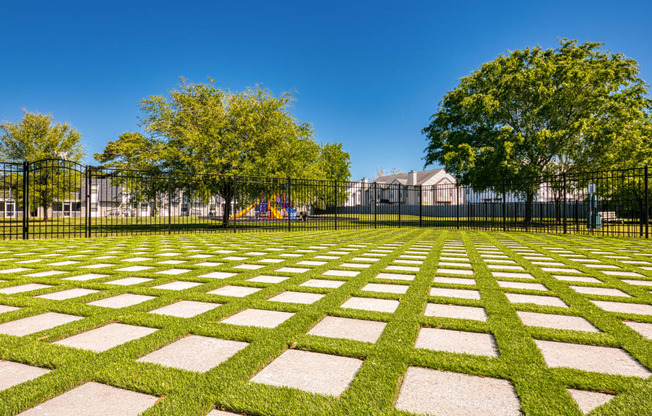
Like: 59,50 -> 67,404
1,0 -> 651,179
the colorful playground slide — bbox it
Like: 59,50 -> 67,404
230,196 -> 296,219
269,206 -> 283,219
230,201 -> 259,219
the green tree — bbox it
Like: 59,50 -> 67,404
103,79 -> 350,226
423,39 -> 652,223
0,110 -> 84,163
94,132 -> 163,171
94,132 -> 167,219
316,142 -> 351,206
590,122 -> 652,227
0,110 -> 85,221
319,142 -> 351,182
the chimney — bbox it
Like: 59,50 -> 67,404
408,170 -> 417,186
361,177 -> 368,184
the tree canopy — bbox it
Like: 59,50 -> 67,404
0,110 -> 85,163
94,132 -> 162,172
96,81 -> 350,179
0,111 -> 85,221
94,80 -> 351,225
318,142 -> 351,182
423,39 -> 652,189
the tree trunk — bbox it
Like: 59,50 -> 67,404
524,191 -> 534,225
42,204 -> 48,222
222,196 -> 232,228
555,198 -> 562,224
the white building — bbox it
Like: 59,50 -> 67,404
345,168 -> 463,207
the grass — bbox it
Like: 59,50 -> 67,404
0,229 -> 650,415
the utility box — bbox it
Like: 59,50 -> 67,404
587,193 -> 601,230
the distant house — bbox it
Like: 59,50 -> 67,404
0,194 -> 20,218
463,178 -> 584,204
0,176 -> 227,220
85,178 -> 226,218
345,168 -> 463,206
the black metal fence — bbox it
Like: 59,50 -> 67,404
0,159 -> 649,239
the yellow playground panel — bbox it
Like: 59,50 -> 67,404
230,196 -> 292,220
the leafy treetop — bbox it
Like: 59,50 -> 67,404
423,39 -> 652,190
0,110 -> 85,163
94,80 -> 351,225
96,80 -> 350,181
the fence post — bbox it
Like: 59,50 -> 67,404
374,182 -> 377,229
85,166 -> 91,238
456,182 -> 460,230
22,161 -> 29,240
167,172 -> 172,235
334,179 -> 338,231
419,185 -> 423,227
287,177 -> 291,232
645,165 -> 649,239
233,175 -> 237,234
563,173 -> 567,234
502,180 -> 507,232
398,184 -> 401,228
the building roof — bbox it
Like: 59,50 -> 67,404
373,168 -> 446,185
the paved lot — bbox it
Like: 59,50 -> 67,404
0,229 -> 650,415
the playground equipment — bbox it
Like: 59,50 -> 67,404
230,201 -> 259,219
270,206 -> 283,219
230,195 -> 297,219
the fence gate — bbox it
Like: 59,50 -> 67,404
25,159 -> 87,239
0,162 -> 24,240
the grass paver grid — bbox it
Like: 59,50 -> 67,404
0,230 -> 649,415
